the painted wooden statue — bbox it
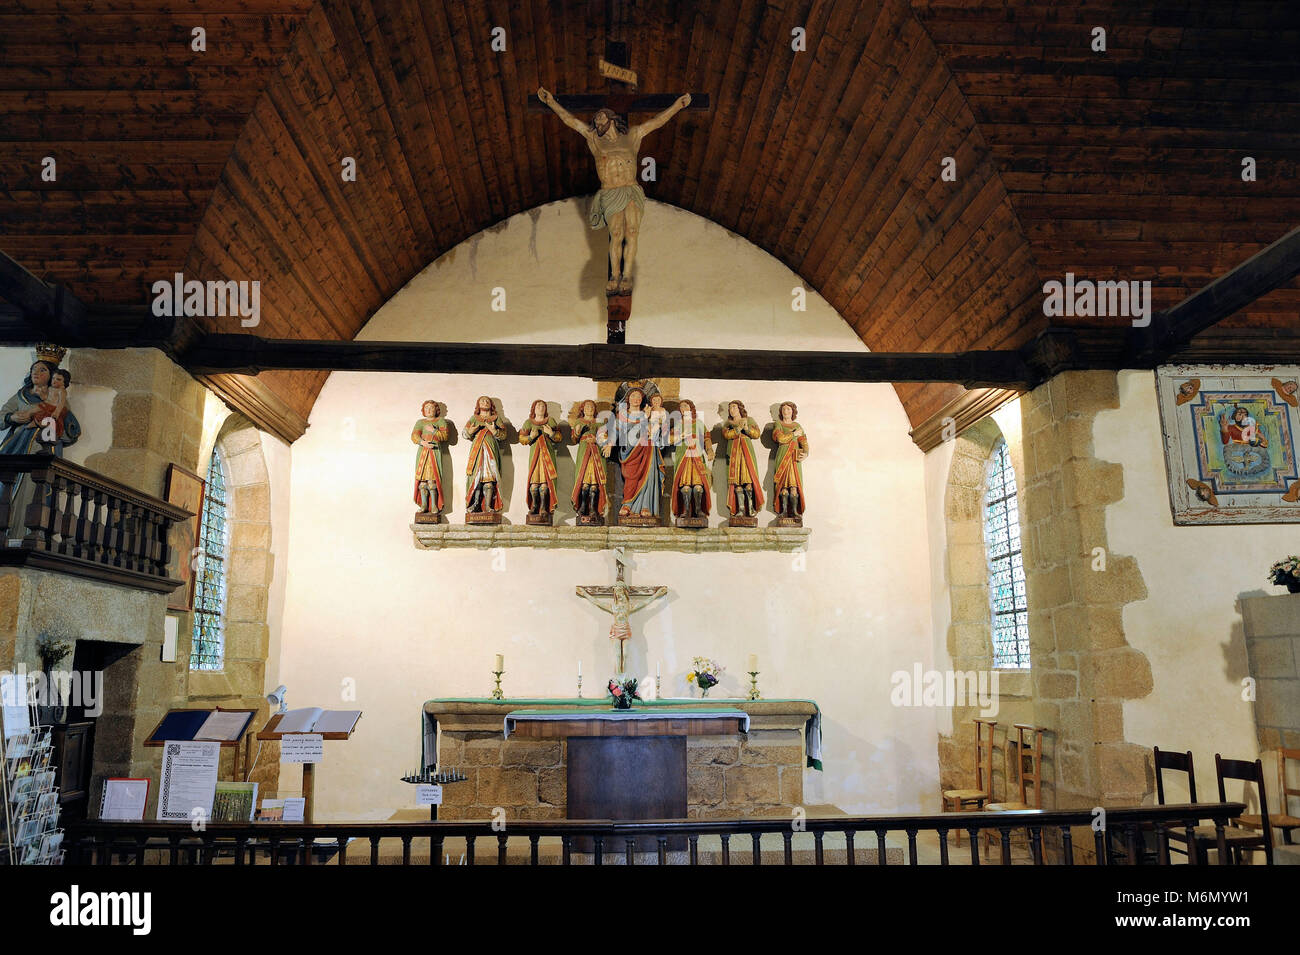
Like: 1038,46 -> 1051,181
536,87 -> 692,294
1,346 -> 81,541
571,399 -> 610,525
1,346 -> 81,457
772,400 -> 809,524
669,398 -> 713,527
518,399 -> 563,524
410,400 -> 449,523
612,385 -> 668,523
464,396 -> 507,521
723,399 -> 764,524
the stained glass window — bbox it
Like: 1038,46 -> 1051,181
985,439 -> 1029,669
190,448 -> 228,670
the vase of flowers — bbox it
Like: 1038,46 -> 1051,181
36,629 -> 75,724
686,657 -> 723,698
1269,556 -> 1300,593
608,676 -> 641,710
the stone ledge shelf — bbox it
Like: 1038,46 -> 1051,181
410,523 -> 811,553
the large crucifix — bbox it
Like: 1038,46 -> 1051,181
575,548 -> 669,675
530,40 -> 709,343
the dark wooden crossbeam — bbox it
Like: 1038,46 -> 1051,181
182,336 -> 1031,388
0,250 -> 89,343
526,92 -> 710,114
528,38 -> 708,119
1130,224 -> 1300,365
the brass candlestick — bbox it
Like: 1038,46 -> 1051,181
655,674 -> 662,698
577,674 -> 583,698
748,670 -> 761,701
491,669 -> 504,700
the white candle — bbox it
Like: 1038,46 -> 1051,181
748,654 -> 758,672
495,653 -> 504,672
656,661 -> 661,677
578,660 -> 582,677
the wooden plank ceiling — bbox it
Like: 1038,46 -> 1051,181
1,0 -> 1297,430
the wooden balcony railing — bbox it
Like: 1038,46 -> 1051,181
0,454 -> 190,594
64,803 -> 1245,866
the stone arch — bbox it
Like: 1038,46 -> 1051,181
185,413 -> 279,792
937,416 -> 1036,803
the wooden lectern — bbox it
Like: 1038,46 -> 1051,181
144,706 -> 258,782
257,712 -> 361,823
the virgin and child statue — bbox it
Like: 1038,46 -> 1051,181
2,347 -> 82,540
607,385 -> 671,522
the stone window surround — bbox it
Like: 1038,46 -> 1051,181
938,416 -> 1034,803
182,414 -> 280,796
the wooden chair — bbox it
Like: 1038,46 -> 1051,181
1154,746 -> 1197,860
943,718 -> 996,843
1192,755 -> 1274,865
983,724 -> 1043,859
1236,747 -> 1300,846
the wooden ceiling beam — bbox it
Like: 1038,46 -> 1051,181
0,248 -> 89,343
179,335 -> 1033,388
1130,225 -> 1300,366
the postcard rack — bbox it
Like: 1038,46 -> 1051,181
1,723 -> 65,865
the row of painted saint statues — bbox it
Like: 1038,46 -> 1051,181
411,388 -> 809,527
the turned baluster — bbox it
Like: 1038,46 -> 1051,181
102,494 -> 122,566
54,475 -> 75,556
73,483 -> 96,560
134,504 -> 154,574
0,467 -> 15,539
22,464 -> 55,550
139,506 -> 159,575
118,501 -> 139,572
147,511 -> 168,577
122,501 -> 142,571
117,504 -> 137,571
156,515 -> 175,579
59,479 -> 81,557
87,488 -> 107,564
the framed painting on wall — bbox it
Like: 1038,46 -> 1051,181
164,463 -> 205,611
1157,365 -> 1300,525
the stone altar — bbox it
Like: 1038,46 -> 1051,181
423,698 -> 818,821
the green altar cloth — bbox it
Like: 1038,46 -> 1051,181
421,697 -> 823,770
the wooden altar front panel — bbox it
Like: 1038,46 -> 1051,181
568,736 -> 686,850
509,714 -> 744,851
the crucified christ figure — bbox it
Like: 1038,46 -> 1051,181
537,87 -> 691,294
574,551 -> 668,675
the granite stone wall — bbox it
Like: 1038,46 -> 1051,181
1019,371 -> 1153,813
431,707 -> 810,821
1241,593 -> 1300,752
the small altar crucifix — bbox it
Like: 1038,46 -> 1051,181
575,548 -> 668,675
531,41 -> 709,343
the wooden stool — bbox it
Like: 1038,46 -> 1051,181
943,718 -> 996,844
983,724 -> 1043,859
1237,747 -> 1300,846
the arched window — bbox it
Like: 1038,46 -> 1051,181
190,448 -> 229,670
985,439 -> 1029,668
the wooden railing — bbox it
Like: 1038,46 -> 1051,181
65,803 -> 1245,866
0,454 -> 190,593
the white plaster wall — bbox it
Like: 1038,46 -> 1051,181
1096,370 -> 1291,802
0,346 -> 114,466
261,433 -> 292,695
924,437 -> 957,742
276,200 -> 937,818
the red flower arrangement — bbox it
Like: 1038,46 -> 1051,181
607,676 -> 641,710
